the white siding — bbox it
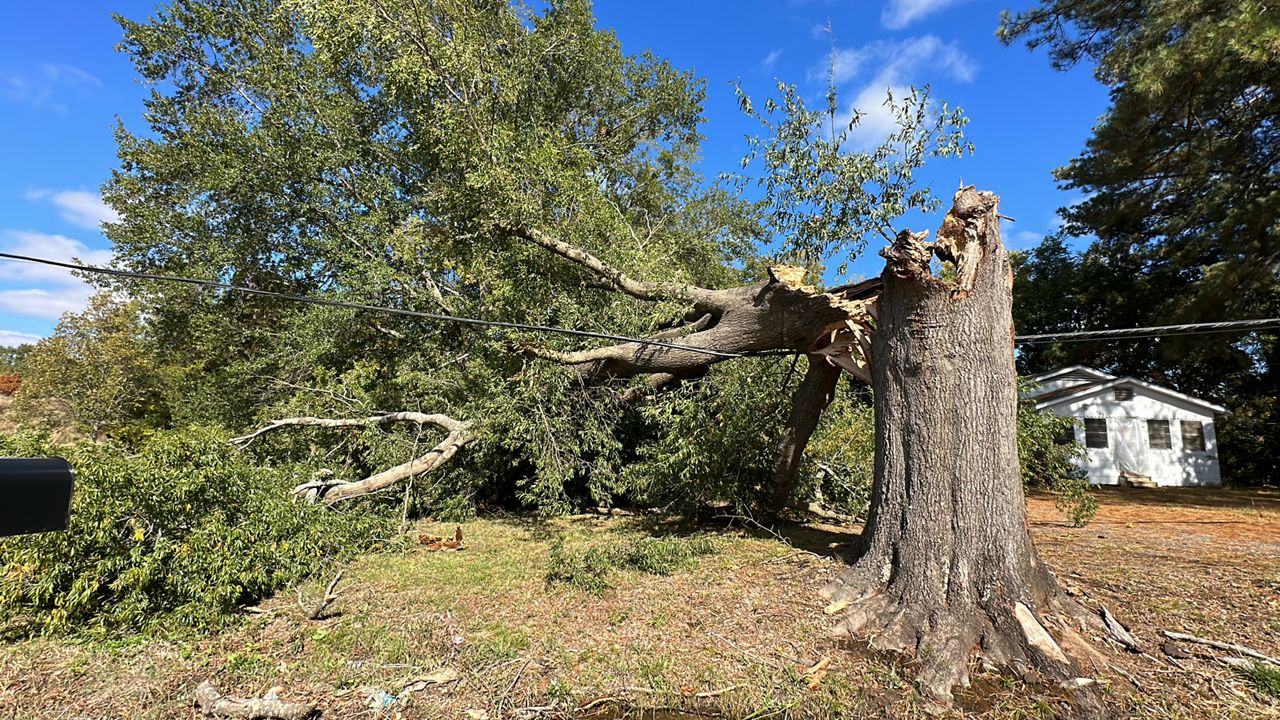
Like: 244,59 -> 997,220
1048,387 -> 1222,487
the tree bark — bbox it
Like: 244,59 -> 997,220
821,188 -> 1099,705
230,412 -> 471,504
765,355 -> 842,513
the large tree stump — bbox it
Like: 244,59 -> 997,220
821,188 -> 1102,706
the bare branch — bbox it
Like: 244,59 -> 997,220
231,410 -> 473,504
321,429 -> 470,504
308,570 -> 344,620
194,681 -> 316,720
231,411 -> 468,445
502,225 -> 714,304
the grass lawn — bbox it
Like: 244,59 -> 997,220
2,488 -> 1279,718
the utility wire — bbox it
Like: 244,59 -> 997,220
2,251 -> 1276,350
0,251 -> 748,359
1015,318 -> 1280,344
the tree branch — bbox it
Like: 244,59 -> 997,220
194,681 -> 316,720
502,225 -> 715,304
320,429 -> 470,504
231,411 -> 473,505
230,411 -> 468,446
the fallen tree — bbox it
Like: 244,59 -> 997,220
106,1 -> 1108,707
522,187 -> 1105,705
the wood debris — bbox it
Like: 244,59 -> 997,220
1100,605 -> 1141,652
194,680 -> 316,720
420,526 -> 465,551
1162,630 -> 1280,667
802,656 -> 831,689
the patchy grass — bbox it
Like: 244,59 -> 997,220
1230,661 -> 1280,701
546,533 -> 718,594
1,489 -> 1279,718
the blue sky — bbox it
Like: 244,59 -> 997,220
0,0 -> 1108,347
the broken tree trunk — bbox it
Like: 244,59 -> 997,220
821,188 -> 1099,704
765,355 -> 843,514
230,412 -> 471,504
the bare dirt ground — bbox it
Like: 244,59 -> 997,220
2,488 -> 1278,719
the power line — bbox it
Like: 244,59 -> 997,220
0,251 -> 749,359
1015,318 -> 1280,344
2,251 -> 1275,351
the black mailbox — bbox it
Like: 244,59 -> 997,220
0,458 -> 75,537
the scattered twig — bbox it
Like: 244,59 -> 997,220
309,570 -> 344,620
1162,630 -> 1280,667
714,509 -> 820,560
709,631 -> 784,670
495,657 -> 534,718
194,681 -> 316,720
1100,605 -> 1141,652
1106,662 -> 1143,691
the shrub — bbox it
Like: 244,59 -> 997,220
0,373 -> 18,396
0,427 -> 390,635
546,534 -> 717,595
803,387 -> 876,518
1017,391 -> 1097,526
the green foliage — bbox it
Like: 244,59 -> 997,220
1233,661 -> 1280,700
803,385 -> 875,518
617,358 -> 795,511
1016,388 -> 1096,526
0,344 -> 31,374
1003,0 -> 1279,484
14,294 -> 167,441
730,82 -> 970,272
0,427 -> 390,635
546,534 -> 717,595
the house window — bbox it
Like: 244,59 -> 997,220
1084,418 -> 1108,448
1147,419 -> 1171,449
1114,387 -> 1134,401
1181,420 -> 1206,451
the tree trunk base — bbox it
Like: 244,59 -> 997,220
822,559 -> 1107,709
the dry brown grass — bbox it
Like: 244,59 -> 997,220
2,489 -> 1279,719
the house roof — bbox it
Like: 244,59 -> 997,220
1029,370 -> 1230,415
1025,365 -> 1115,385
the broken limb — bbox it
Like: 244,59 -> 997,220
231,412 -> 471,504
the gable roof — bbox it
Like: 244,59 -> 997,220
1025,365 -> 1115,384
1031,374 -> 1229,415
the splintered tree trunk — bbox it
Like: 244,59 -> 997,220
822,189 -> 1097,704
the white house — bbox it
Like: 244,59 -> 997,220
1022,366 -> 1228,487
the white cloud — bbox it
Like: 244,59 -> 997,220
0,63 -> 102,112
762,49 -> 783,70
0,230 -> 112,322
0,231 -> 113,284
822,36 -> 977,149
24,189 -> 120,230
882,0 -> 962,29
39,63 -> 103,89
0,288 -> 93,320
0,330 -> 42,348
